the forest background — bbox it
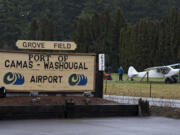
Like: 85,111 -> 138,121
1,0 -> 180,72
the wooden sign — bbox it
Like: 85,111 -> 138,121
0,51 -> 96,92
16,40 -> 77,50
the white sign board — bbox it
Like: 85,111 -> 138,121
98,54 -> 105,71
16,40 -> 77,51
0,51 -> 96,92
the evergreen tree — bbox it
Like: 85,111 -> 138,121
176,10 -> 180,61
27,17 -> 57,41
27,18 -> 38,40
157,21 -> 165,65
72,18 -> 88,52
113,8 -> 127,70
38,17 -> 48,40
49,21 -> 56,41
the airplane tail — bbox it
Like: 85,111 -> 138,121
128,66 -> 138,78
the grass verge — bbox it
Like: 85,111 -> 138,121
104,73 -> 180,99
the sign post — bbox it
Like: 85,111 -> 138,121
94,54 -> 105,98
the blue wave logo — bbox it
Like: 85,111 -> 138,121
69,74 -> 87,86
4,72 -> 25,85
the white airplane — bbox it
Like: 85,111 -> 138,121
127,64 -> 180,83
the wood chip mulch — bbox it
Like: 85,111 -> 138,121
0,96 -> 118,106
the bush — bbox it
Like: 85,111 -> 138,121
138,98 -> 150,116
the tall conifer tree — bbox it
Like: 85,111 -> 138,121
27,18 -> 38,40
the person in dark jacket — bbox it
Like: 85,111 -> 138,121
118,66 -> 124,81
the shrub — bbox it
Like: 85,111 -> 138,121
138,98 -> 150,116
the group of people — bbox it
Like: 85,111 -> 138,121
105,66 -> 124,81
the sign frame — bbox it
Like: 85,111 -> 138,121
0,50 -> 96,93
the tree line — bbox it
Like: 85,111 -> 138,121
72,9 -> 126,72
72,8 -> 180,72
119,8 -> 180,71
1,0 -> 180,72
27,18 -> 56,41
1,0 -> 180,49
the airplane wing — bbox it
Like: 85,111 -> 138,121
145,66 -> 171,75
145,66 -> 166,71
145,63 -> 180,70
167,63 -> 180,68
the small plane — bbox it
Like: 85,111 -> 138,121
127,64 -> 180,83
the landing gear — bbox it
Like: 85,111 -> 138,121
165,77 -> 177,84
165,78 -> 171,83
172,76 -> 177,83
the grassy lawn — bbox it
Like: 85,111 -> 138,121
104,73 -> 180,99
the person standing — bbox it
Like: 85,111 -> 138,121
118,66 -> 124,81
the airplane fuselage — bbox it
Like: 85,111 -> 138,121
137,70 -> 164,78
128,65 -> 180,83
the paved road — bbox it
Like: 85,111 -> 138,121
0,117 -> 180,135
104,95 -> 180,108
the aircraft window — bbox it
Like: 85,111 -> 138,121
157,69 -> 161,73
158,67 -> 170,74
171,65 -> 180,69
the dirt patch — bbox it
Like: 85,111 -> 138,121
151,106 -> 180,119
0,96 -> 118,106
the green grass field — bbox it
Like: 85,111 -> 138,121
104,73 -> 180,99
